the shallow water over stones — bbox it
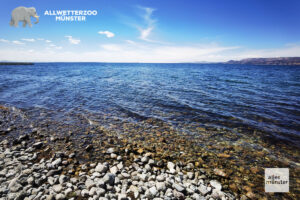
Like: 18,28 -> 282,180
0,105 -> 299,199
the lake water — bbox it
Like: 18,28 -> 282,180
0,63 -> 299,145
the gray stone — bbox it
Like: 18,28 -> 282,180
96,188 -> 106,196
51,158 -> 62,167
121,172 -> 130,179
129,185 -> 139,198
167,162 -> 175,171
46,169 -> 60,177
55,193 -> 65,200
52,184 -> 62,193
95,163 -> 108,173
45,194 -> 55,200
110,153 -> 117,159
89,187 -> 97,196
118,193 -> 128,200
210,180 -> 222,191
103,173 -> 115,185
156,182 -> 166,192
81,189 -> 89,197
173,190 -> 185,199
139,173 -> 148,181
173,183 -> 185,192
117,162 -> 123,170
33,142 -> 43,149
110,166 -> 118,174
198,184 -> 209,195
211,189 -> 225,199
9,182 -> 22,193
85,179 -> 95,189
141,156 -> 149,163
187,172 -> 195,179
106,148 -> 115,154
192,193 -> 205,200
15,190 -> 27,200
117,156 -> 122,161
64,188 -> 72,196
48,177 -> 57,185
156,175 -> 165,182
149,186 -> 158,196
59,175 -> 67,184
27,177 -> 34,185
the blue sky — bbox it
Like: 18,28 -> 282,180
0,0 -> 300,62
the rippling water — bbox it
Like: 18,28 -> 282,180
0,63 -> 299,145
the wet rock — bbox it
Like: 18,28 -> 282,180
103,173 -> 115,185
107,148 -> 115,154
213,168 -> 227,177
33,142 -> 43,149
85,144 -> 93,152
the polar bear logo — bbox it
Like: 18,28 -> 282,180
10,6 -> 39,27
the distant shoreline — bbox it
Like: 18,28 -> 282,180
0,62 -> 34,65
1,57 -> 300,65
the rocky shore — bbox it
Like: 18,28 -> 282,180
0,135 -> 235,200
0,105 -> 299,200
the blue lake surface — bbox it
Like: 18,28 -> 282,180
0,63 -> 299,145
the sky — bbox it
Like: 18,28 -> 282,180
0,0 -> 300,62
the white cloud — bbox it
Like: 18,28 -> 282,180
65,36 -> 80,45
21,38 -> 35,42
45,40 -> 52,43
0,39 -> 9,43
47,43 -> 63,50
138,6 -> 156,42
37,38 -> 44,41
125,40 -> 137,45
12,40 -> 24,45
98,31 -> 115,38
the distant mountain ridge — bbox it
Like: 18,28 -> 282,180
226,57 -> 300,65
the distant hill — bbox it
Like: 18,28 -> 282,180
226,57 -> 300,65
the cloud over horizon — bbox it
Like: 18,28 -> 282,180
65,36 -> 80,45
